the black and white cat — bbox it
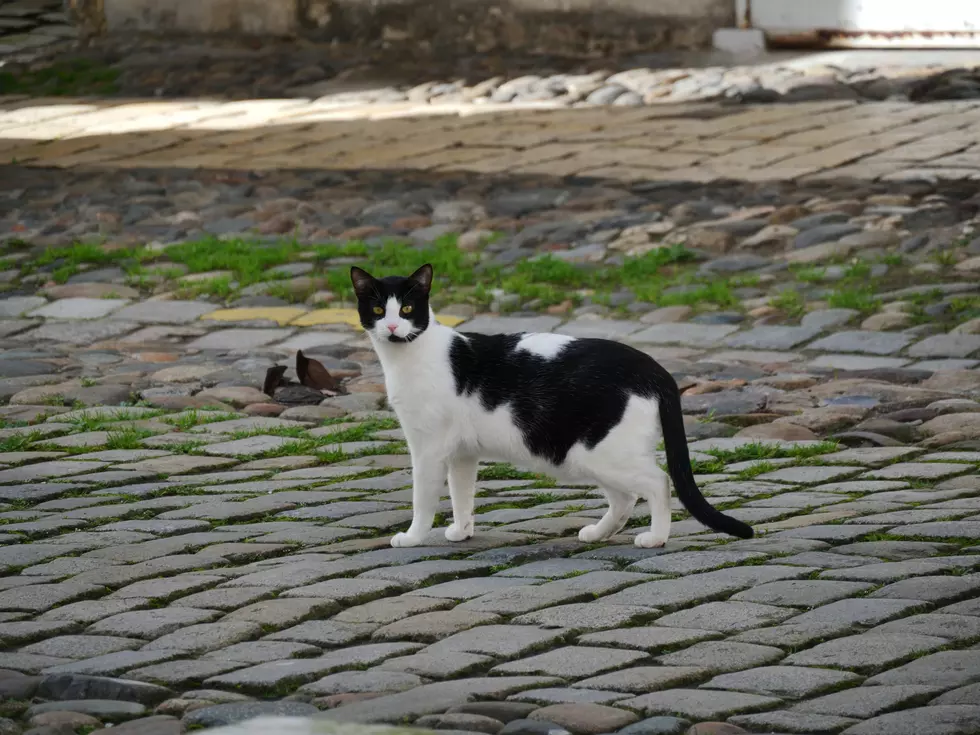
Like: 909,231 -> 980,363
350,264 -> 754,549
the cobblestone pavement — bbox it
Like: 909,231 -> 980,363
6,97 -> 980,182
3,76 -> 980,735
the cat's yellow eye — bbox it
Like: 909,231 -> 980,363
401,305 -> 413,315
372,306 -> 384,315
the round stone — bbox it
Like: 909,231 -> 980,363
449,703 -> 540,724
181,702 -> 318,728
685,724 -> 748,735
499,720 -> 572,735
528,704 -> 638,735
415,713 -> 505,734
619,717 -> 691,735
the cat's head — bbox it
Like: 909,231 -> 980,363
350,264 -> 433,344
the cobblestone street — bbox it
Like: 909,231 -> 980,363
2,43 -> 980,735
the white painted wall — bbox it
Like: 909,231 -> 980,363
740,0 -> 980,33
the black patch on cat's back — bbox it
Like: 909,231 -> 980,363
449,332 -> 666,465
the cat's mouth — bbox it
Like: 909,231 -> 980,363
387,333 -> 417,344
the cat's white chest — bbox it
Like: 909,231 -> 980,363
375,331 -> 455,426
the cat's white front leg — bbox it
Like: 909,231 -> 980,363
445,455 -> 478,542
391,451 -> 447,548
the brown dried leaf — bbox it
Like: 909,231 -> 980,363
263,365 -> 288,397
297,349 -> 339,392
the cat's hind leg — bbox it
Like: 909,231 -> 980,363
445,455 -> 478,542
391,450 -> 447,548
633,466 -> 672,549
578,486 -> 636,543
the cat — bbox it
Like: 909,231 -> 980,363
350,263 -> 754,549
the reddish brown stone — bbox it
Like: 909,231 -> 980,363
393,216 -> 431,230
528,704 -> 638,735
244,402 -> 285,417
340,226 -> 384,240
686,723 -> 748,735
136,352 -> 179,363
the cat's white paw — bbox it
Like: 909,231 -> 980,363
634,531 -> 668,549
445,523 -> 474,542
578,524 -> 608,543
391,531 -> 425,548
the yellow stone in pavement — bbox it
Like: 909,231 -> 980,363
291,308 -> 361,327
291,309 -> 466,328
435,314 -> 467,327
203,307 -> 308,326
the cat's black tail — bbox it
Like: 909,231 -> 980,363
654,376 -> 754,540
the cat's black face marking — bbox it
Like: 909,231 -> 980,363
350,264 -> 432,343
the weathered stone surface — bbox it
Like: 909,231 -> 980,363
784,598 -> 930,628
869,576 -> 980,604
22,635 -> 142,659
574,666 -> 707,694
35,674 -> 173,706
204,643 -> 422,693
625,550 -> 765,575
864,650 -> 980,688
491,646 -> 646,678
317,677 -> 562,723
616,717 -> 690,735
512,689 -> 631,706
377,650 -> 493,679
223,599 -> 339,630
602,566 -> 815,611
415,713 -> 505,734
807,331 -> 913,355
793,684 -> 943,718
0,582 -> 107,613
182,702 -> 319,728
700,665 -> 860,698
630,324 -> 738,347
87,608 -> 220,638
578,628 -> 720,653
729,710 -> 859,734
840,705 -> 980,735
89,715 -> 181,735
126,658 -> 246,686
26,699 -> 146,722
448,703 -> 539,724
731,580 -> 875,607
203,641 -> 321,664
819,556 -> 980,582
526,704 -> 638,735
424,625 -> 568,659
623,689 -> 781,719
372,610 -> 501,642
932,683 -> 980,705
512,603 -> 657,632
654,601 -> 795,632
499,719 -> 572,735
785,631 -> 947,672
299,671 -> 424,697
28,710 -> 102,730
657,642 -> 785,673
142,622 -> 263,654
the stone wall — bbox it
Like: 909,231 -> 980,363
95,0 -> 735,53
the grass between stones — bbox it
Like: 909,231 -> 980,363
5,230 -> 970,327
0,59 -> 120,97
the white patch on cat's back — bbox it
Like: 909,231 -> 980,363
516,333 -> 575,359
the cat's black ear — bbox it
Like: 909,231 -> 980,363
350,267 -> 375,298
410,263 -> 433,295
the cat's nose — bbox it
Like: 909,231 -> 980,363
387,324 -> 398,333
